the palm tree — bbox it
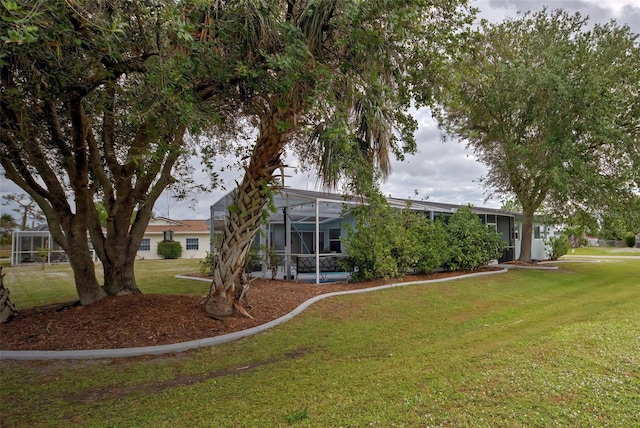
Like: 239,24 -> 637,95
202,0 -> 473,316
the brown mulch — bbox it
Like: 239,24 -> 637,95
0,269 -> 499,351
503,260 -> 545,267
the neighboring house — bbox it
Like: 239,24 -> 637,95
137,217 -> 210,260
210,188 -> 558,281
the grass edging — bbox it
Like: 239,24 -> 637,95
0,268 -> 508,361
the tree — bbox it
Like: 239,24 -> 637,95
2,193 -> 45,230
199,0 -> 475,316
436,9 -> 640,262
0,213 -> 18,245
1,1 -> 219,304
598,193 -> 640,240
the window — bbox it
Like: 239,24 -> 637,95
329,228 -> 341,252
292,232 -> 315,254
139,238 -> 150,251
534,226 -> 544,240
186,238 -> 199,250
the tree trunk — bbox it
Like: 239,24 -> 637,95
102,254 -> 141,296
44,200 -> 106,305
0,267 -> 19,323
204,173 -> 272,316
205,110 -> 291,316
69,254 -> 106,305
65,231 -> 107,305
518,208 -> 535,263
100,214 -> 143,296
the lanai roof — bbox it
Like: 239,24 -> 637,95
210,188 -> 515,224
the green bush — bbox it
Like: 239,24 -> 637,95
391,209 -> 433,276
414,219 -> 449,274
545,235 -> 570,260
443,206 -> 505,271
344,197 -> 508,281
199,251 -> 215,276
624,234 -> 636,248
157,240 -> 183,259
344,191 -> 452,281
343,192 -> 402,281
261,245 -> 281,279
245,246 -> 262,273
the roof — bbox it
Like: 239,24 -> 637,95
210,188 -> 366,225
27,224 -> 50,231
210,187 -> 516,224
144,217 -> 210,234
391,198 -> 516,217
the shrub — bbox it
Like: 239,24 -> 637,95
245,246 -> 262,273
157,240 -> 183,259
344,197 -> 507,280
414,219 -> 449,274
546,235 -> 570,260
624,234 -> 636,248
391,209 -> 433,276
199,251 -> 215,276
261,245 -> 281,279
443,206 -> 505,271
343,192 -> 402,281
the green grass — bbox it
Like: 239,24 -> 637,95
1,258 -> 207,309
1,259 -> 640,427
567,246 -> 640,256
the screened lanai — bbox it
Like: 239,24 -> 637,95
210,188 -> 363,284
11,224 -> 97,266
11,224 -> 60,266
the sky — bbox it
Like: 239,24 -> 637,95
2,0 -> 639,222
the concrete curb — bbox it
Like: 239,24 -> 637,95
0,268 -> 508,361
496,263 -> 559,271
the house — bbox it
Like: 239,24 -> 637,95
137,217 -> 210,260
210,188 -> 556,282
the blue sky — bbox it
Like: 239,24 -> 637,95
2,0 -> 639,221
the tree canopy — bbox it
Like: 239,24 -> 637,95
436,9 -> 640,261
196,0 -> 475,315
1,0 -> 221,303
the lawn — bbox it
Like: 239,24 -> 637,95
1,259 -> 639,427
567,246 -> 640,257
1,258 -> 206,309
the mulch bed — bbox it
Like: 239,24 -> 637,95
0,269 -> 499,351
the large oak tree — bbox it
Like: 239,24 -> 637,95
197,0 -> 475,316
1,1 -> 219,304
436,9 -> 640,262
